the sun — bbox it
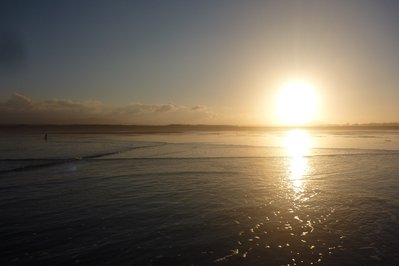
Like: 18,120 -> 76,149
276,81 -> 318,125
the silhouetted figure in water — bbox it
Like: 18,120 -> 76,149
44,133 -> 48,142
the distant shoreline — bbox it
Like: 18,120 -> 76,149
1,124 -> 399,134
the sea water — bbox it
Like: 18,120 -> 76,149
1,129 -> 399,265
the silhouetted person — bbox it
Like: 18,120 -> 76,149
44,133 -> 48,142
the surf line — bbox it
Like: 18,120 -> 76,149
0,143 -> 167,174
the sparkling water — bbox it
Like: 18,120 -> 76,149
1,129 -> 399,265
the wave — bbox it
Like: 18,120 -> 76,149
0,144 -> 166,174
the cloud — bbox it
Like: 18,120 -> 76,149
3,93 -> 33,110
191,105 -> 207,111
0,93 -> 215,124
116,103 -> 179,115
155,104 -> 178,113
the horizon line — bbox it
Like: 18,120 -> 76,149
1,122 -> 399,128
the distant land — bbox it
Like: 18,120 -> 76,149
1,123 -> 399,134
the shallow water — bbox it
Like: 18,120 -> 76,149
1,130 -> 399,265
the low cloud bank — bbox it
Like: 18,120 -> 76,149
0,93 -> 215,124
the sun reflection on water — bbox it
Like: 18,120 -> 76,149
283,129 -> 312,192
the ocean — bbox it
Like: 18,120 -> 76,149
1,128 -> 399,265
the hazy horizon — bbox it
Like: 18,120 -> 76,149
0,93 -> 399,127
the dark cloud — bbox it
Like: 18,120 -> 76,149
191,105 -> 207,111
0,93 -> 214,124
0,29 -> 27,73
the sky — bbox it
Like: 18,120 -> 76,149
1,0 -> 399,125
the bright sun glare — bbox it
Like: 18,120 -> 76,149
276,81 -> 318,125
283,129 -> 312,192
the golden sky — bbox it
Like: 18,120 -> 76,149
1,1 -> 399,125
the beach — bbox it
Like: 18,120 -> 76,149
1,128 -> 399,265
